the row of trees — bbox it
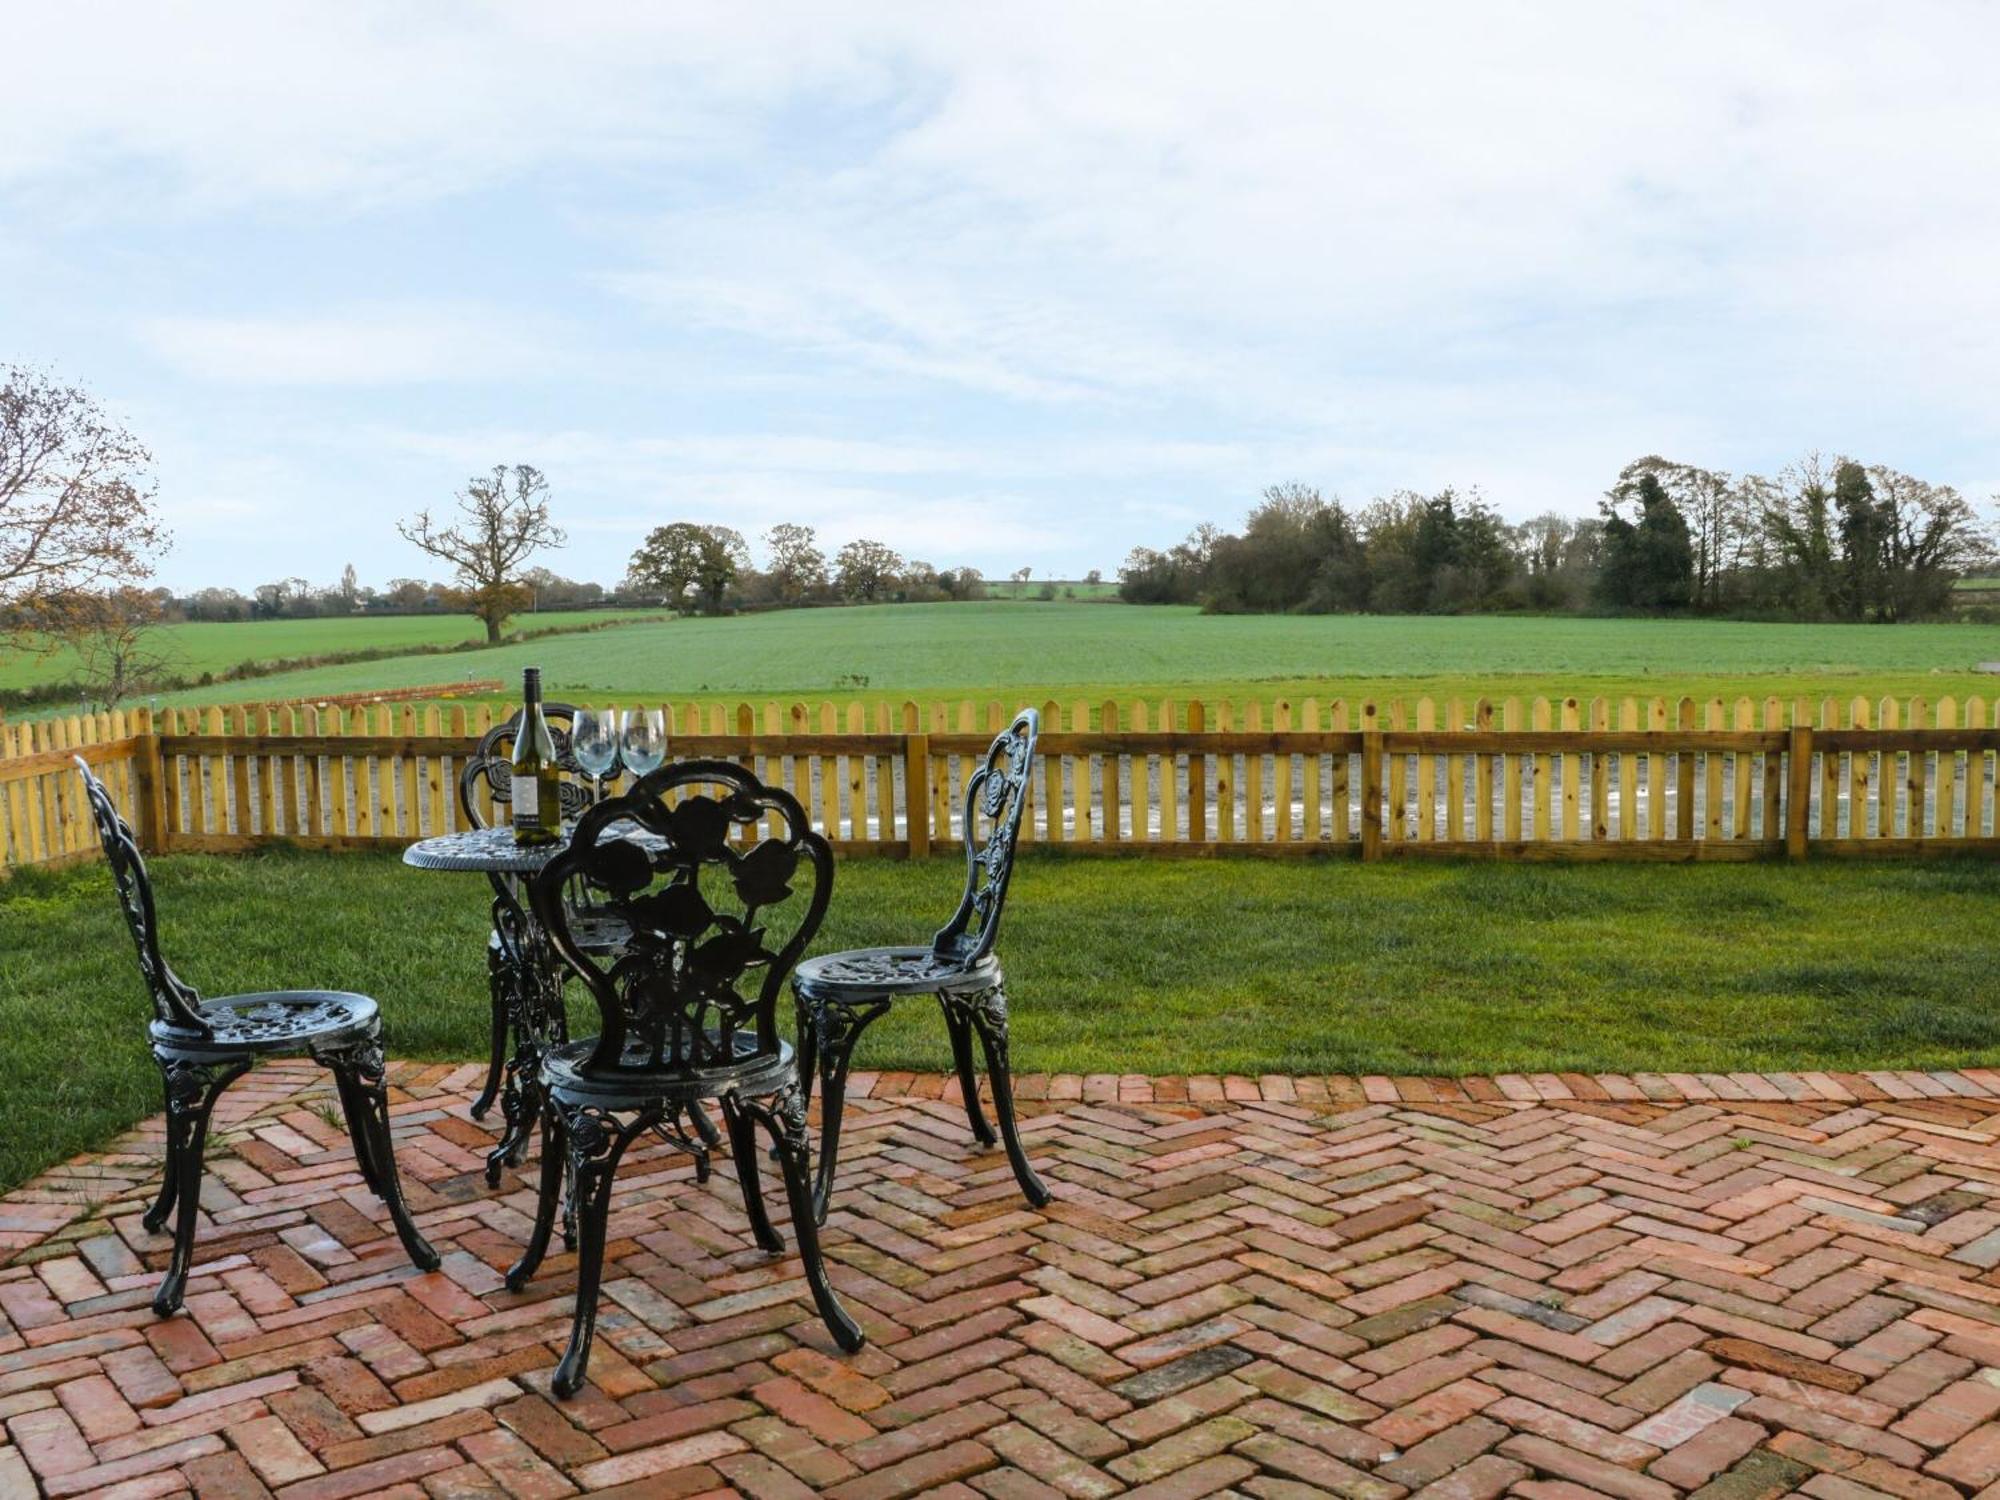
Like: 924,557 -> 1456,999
1123,458 -> 1992,620
623,521 -> 993,615
180,566 -> 615,623
7,360 -> 1996,716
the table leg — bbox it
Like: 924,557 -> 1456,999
485,923 -> 566,1187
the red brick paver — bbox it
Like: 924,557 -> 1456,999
2,1062 -> 1999,1497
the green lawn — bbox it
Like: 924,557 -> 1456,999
0,608 -> 661,698
103,603 -> 2000,720
6,846 -> 1999,1191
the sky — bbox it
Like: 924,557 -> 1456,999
4,2 -> 1997,593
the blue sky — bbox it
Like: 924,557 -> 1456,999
4,3 -> 1996,592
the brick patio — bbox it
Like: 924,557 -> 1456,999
3,1065 -> 1999,1499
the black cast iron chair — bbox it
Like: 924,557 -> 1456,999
792,707 -> 1047,1223
74,759 -> 438,1315
507,760 -> 862,1397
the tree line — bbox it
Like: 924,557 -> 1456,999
7,359 -> 1997,714
1120,457 -> 1993,621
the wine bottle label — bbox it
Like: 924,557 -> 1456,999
514,780 -> 539,819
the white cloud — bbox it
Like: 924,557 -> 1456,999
139,308 -> 562,385
5,1 -> 1999,586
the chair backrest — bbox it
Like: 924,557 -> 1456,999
458,702 -> 599,830
73,758 -> 211,1037
932,707 -> 1039,968
530,760 -> 832,1078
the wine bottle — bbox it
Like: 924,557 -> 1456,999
510,667 -> 563,846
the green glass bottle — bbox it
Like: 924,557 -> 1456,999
510,667 -> 563,846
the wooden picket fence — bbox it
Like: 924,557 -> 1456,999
6,693 -> 2000,874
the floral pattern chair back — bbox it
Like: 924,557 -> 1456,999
74,759 -> 212,1038
530,760 -> 832,1078
931,708 -> 1039,970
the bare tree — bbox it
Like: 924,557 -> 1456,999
53,587 -> 175,709
398,464 -> 564,642
1,366 -> 168,649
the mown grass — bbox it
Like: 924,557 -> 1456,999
6,847 -> 1999,1190
117,603 -> 2000,719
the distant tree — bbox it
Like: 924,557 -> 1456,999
1207,484 -> 1364,613
1754,454 -> 1839,617
1867,464 -> 1991,620
1514,513 -> 1602,611
382,577 -> 435,611
1612,457 -> 1745,612
338,562 -> 360,613
763,523 -> 828,603
1119,525 -> 1215,605
520,566 -> 606,612
628,522 -> 749,615
836,539 -> 903,602
1598,471 -> 1694,610
1009,566 -> 1032,597
53,587 -> 173,709
937,565 -> 986,600
1,366 -> 168,650
1084,568 -> 1103,585
398,464 -> 564,642
182,586 -> 250,622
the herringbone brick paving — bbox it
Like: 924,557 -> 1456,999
4,1065 -> 2000,1498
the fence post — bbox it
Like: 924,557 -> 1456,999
1786,724 -> 1813,859
131,711 -> 169,853
1360,730 -> 1384,861
905,732 -> 931,858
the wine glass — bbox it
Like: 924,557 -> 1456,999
572,708 -> 619,803
619,708 -> 667,778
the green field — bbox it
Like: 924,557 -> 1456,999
7,847 -> 1998,1190
107,602 -> 2000,717
0,608 -> 660,698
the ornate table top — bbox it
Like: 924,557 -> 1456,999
402,825 -> 566,874
403,822 -> 671,874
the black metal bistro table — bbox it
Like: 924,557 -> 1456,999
405,823 -> 686,1184
403,825 -> 576,1184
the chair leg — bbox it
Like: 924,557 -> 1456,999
151,1056 -> 249,1316
940,995 -> 997,1146
720,1094 -> 784,1253
964,983 -> 1051,1209
470,942 -> 511,1120
551,1101 -> 642,1399
328,1066 -> 386,1197
141,1069 -> 183,1234
317,1038 -> 440,1273
805,994 -> 891,1225
748,1082 -> 864,1354
507,1102 -> 567,1292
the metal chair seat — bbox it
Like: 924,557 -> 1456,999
542,1031 -> 796,1105
150,990 -> 378,1057
794,945 -> 995,1000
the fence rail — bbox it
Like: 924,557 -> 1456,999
5,693 -> 2000,874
